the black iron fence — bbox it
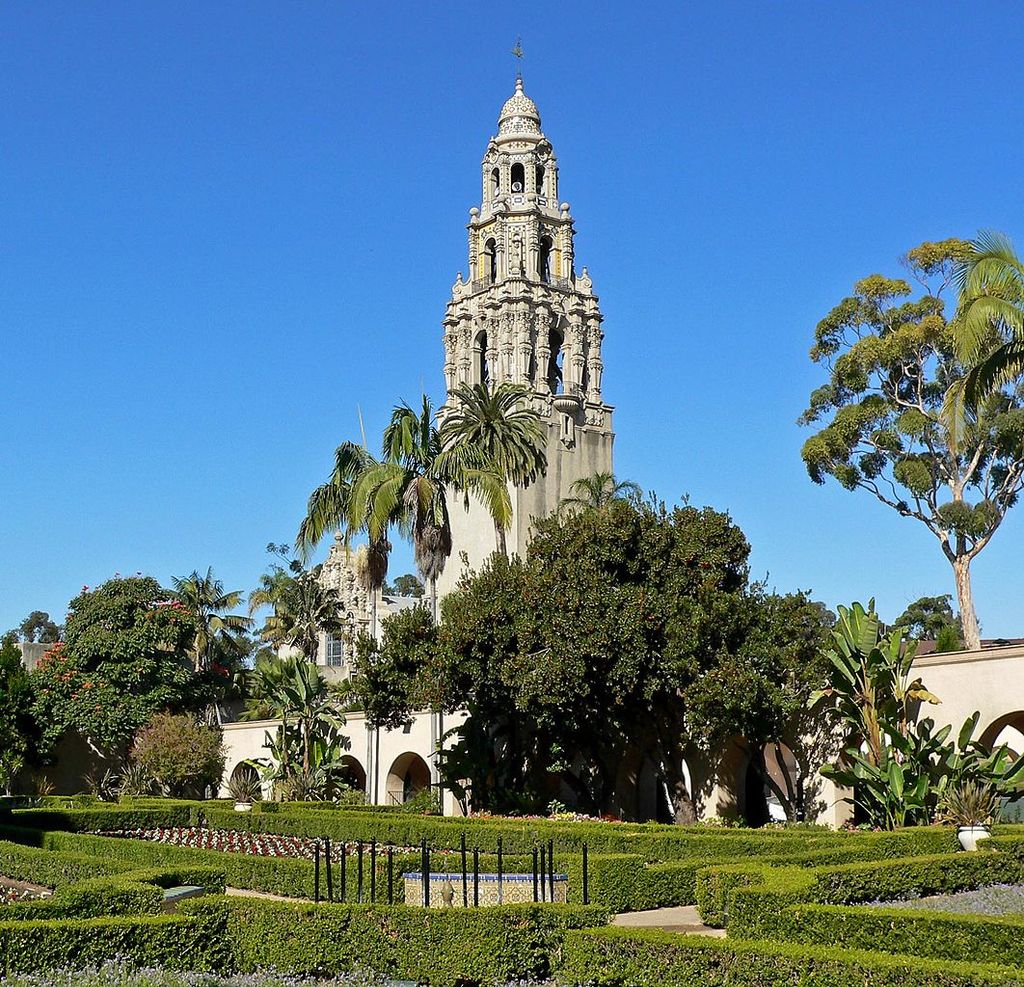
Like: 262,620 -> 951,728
310,835 -> 590,907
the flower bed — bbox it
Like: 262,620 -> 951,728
1,875 -> 52,905
98,827 -> 413,862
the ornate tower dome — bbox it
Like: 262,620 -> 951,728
437,77 -> 615,595
498,77 -> 541,136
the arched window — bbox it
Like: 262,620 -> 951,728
548,329 -> 564,394
490,167 -> 500,198
510,163 -> 525,193
538,236 -> 552,283
484,238 -> 497,283
477,330 -> 490,386
535,164 -> 545,195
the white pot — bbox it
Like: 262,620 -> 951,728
957,825 -> 991,851
234,801 -> 252,813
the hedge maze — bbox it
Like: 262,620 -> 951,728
3,799 -> 1024,985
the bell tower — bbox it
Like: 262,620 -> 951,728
437,77 -> 615,595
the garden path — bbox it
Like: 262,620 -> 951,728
225,887 -> 311,902
611,906 -> 726,937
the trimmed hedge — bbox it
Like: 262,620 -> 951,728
788,902 -> 1024,968
0,913 -> 226,975
557,925 -> 1024,987
698,844 -> 1024,930
186,895 -> 607,986
0,838 -> 131,888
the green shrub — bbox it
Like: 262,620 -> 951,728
788,902 -> 1024,968
186,896 -> 606,987
132,715 -> 225,799
0,838 -> 131,887
557,925 -> 1024,987
0,914 -> 226,974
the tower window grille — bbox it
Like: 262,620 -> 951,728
325,634 -> 346,668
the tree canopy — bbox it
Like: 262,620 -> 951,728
800,238 -> 1024,649
31,576 -> 201,760
353,497 -> 833,822
0,632 -> 37,793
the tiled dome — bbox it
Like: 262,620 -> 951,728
498,77 -> 541,135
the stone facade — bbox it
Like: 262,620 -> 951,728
437,77 -> 614,595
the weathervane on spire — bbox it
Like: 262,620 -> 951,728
511,37 -> 524,83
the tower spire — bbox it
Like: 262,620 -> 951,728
436,76 -> 614,597
511,37 -> 524,84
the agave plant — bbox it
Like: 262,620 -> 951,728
117,762 -> 155,799
938,781 -> 1001,828
226,768 -> 262,804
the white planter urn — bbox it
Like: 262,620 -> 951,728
234,801 -> 252,813
957,825 -> 991,851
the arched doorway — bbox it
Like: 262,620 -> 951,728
980,712 -> 1024,754
339,755 -> 367,795
386,752 -> 431,805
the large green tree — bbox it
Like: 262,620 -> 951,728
440,382 -> 548,556
354,498 -> 832,822
31,576 -> 199,761
800,239 -> 1024,649
894,594 -> 964,651
16,611 -> 62,644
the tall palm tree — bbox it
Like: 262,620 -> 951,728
259,572 -> 346,663
172,567 -> 252,673
297,441 -> 393,628
440,382 -> 548,556
955,231 -> 1024,404
559,472 -> 643,514
349,396 -> 458,622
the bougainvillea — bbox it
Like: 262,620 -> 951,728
32,576 -> 203,760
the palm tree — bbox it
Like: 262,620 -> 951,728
559,472 -> 642,514
955,231 -> 1024,404
172,567 -> 252,673
259,572 -> 346,663
349,396 -> 458,622
297,441 -> 393,630
440,382 -> 548,556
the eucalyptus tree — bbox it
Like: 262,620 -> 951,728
800,239 -> 1024,649
440,382 -> 548,556
954,231 -> 1024,404
172,567 -> 252,673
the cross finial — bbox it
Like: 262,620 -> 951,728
511,37 -> 524,83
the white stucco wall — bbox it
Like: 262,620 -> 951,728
220,709 -> 467,815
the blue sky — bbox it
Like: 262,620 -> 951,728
2,2 -> 1022,636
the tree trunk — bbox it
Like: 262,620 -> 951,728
430,578 -> 438,625
661,756 -> 697,824
952,555 -> 981,650
494,519 -> 508,557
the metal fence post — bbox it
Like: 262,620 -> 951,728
497,836 -> 503,906
325,836 -> 333,902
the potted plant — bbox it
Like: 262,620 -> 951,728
939,781 -> 999,850
227,767 -> 263,811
